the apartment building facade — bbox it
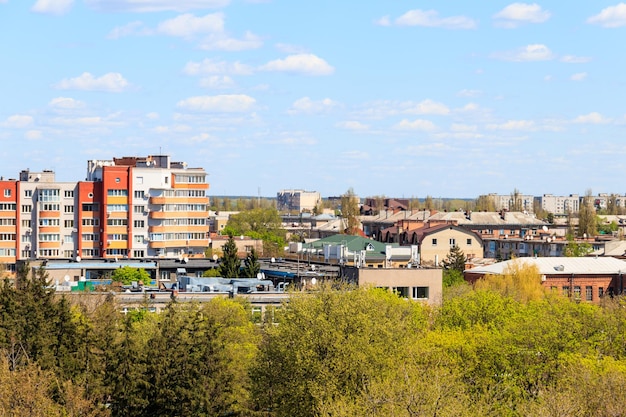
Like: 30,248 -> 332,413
0,155 -> 210,269
276,189 -> 321,212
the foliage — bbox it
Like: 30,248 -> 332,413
110,266 -> 150,286
218,235 -> 240,278
441,245 -> 467,272
597,217 -> 618,235
474,260 -> 545,303
475,194 -> 496,212
443,269 -> 466,288
242,248 -> 261,278
224,207 -> 286,256
578,189 -> 597,237
251,286 -> 428,417
340,188 -> 360,235
202,268 -> 221,277
564,235 -> 592,257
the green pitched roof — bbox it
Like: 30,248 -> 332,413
304,234 -> 397,255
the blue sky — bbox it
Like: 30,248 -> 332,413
1,1 -> 626,199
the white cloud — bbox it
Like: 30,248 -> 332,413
587,3 -> 626,28
486,120 -> 535,130
275,43 -> 308,54
49,114 -> 124,127
49,97 -> 85,109
85,0 -> 230,13
374,16 -> 391,26
492,44 -> 554,62
3,115 -> 34,128
152,124 -> 192,134
25,130 -> 43,140
561,55 -> 592,64
198,31 -> 263,51
157,13 -> 223,37
393,118 -> 436,131
570,72 -> 588,81
54,72 -> 130,92
451,123 -> 478,132
107,21 -> 150,39
403,99 -> 449,115
394,9 -> 477,29
183,58 -> 254,76
199,75 -> 235,89
457,89 -> 482,97
342,150 -> 370,160
336,121 -> 370,131
493,3 -> 550,28
260,54 -> 334,76
176,94 -> 256,112
31,0 -> 74,15
146,112 -> 159,120
287,97 -> 339,115
573,112 -> 611,124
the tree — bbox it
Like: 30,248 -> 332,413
475,194 -> 496,212
224,207 -> 286,257
424,195 -> 435,211
578,189 -> 597,238
443,269 -> 466,288
110,266 -> 150,286
218,235 -> 240,278
340,188 -> 360,235
564,235 -> 592,257
242,248 -> 261,278
441,245 -> 467,272
510,188 -> 523,211
475,260 -> 545,303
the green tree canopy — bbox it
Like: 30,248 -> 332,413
111,266 -> 151,286
441,245 -> 467,272
242,248 -> 261,278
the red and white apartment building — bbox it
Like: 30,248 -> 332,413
0,155 -> 209,269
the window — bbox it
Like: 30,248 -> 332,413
107,234 -> 128,241
432,238 -> 437,246
82,203 -> 99,212
599,287 -> 604,298
64,190 -> 74,198
133,220 -> 145,228
21,250 -> 31,258
466,238 -> 472,245
39,218 -> 60,226
562,286 -> 570,297
21,235 -> 31,243
39,249 -> 59,257
412,287 -> 429,299
41,203 -> 60,211
573,286 -> 581,299
64,235 -> 74,244
39,234 -> 60,242
107,189 -> 128,197
39,189 -> 59,202
0,234 -> 15,241
21,220 -> 31,228
133,250 -> 145,258
4,189 -> 10,197
82,234 -> 99,241
392,287 -> 409,298
107,204 -> 128,212
134,190 -> 145,199
82,218 -> 100,226
164,176 -> 169,184
586,286 -> 593,301
134,205 -> 145,213
136,176 -> 144,184
134,235 -> 145,243
64,205 -> 74,213
449,238 -> 456,246
0,248 -> 15,256
107,218 -> 128,226
81,249 -> 100,257
64,220 -> 74,228
24,190 -> 32,197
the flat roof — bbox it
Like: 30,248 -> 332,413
465,256 -> 626,276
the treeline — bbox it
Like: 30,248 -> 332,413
2,267 -> 626,416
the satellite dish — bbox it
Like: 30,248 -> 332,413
271,257 -> 275,263
183,256 -> 189,263
311,277 -> 317,285
75,256 -> 81,262
63,275 -> 70,283
212,254 -> 218,261
178,254 -> 183,261
256,272 -> 263,279
240,235 -> 244,240
542,225 -> 548,232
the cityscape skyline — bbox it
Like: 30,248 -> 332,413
1,1 -> 626,198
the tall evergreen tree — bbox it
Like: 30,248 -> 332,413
242,248 -> 261,278
441,245 -> 467,272
218,235 -> 240,278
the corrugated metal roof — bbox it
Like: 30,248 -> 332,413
465,256 -> 626,275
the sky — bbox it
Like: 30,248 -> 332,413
1,1 -> 626,199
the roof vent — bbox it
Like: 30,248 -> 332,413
554,265 -> 565,272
